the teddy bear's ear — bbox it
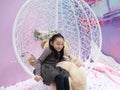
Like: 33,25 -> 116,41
28,54 -> 36,67
41,39 -> 49,49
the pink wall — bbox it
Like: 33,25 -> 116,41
0,0 -> 30,87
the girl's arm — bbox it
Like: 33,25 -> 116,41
35,47 -> 51,75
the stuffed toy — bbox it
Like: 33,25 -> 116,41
28,30 -> 87,90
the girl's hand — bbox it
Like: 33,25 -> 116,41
34,75 -> 43,82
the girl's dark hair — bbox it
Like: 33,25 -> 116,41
49,33 -> 64,60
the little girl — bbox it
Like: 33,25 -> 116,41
34,33 -> 70,90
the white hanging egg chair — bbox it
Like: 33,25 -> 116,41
12,0 -> 102,77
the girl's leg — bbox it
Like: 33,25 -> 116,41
55,75 -> 64,90
51,83 -> 56,90
64,77 -> 70,90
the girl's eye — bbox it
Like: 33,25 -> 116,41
57,44 -> 60,45
61,44 -> 64,46
57,43 -> 63,45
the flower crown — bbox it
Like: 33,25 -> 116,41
34,29 -> 57,40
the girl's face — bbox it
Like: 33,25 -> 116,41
51,37 -> 64,52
